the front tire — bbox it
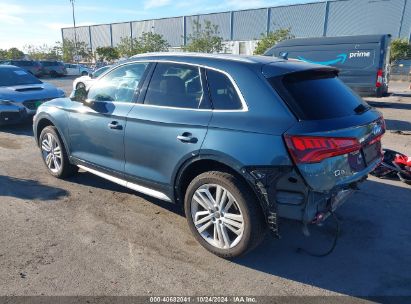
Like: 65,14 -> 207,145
39,126 -> 78,178
76,82 -> 86,90
184,171 -> 266,258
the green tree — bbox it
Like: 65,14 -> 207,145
60,39 -> 93,62
6,47 -> 25,60
0,49 -> 7,59
23,44 -> 62,60
183,20 -> 223,53
96,46 -> 119,62
117,37 -> 139,57
390,38 -> 411,62
117,33 -> 169,57
137,32 -> 170,53
253,28 -> 294,55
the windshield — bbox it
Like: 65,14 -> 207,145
93,66 -> 111,78
0,67 -> 42,87
268,70 -> 369,120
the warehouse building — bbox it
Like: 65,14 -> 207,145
61,0 -> 411,55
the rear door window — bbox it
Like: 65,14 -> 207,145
268,70 -> 369,120
144,63 -> 205,109
206,69 -> 242,110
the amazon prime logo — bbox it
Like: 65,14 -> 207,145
349,51 -> 371,59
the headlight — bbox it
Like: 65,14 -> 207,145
0,99 -> 14,105
57,89 -> 66,97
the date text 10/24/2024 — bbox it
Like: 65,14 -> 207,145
149,296 -> 258,303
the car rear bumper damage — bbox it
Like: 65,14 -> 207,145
244,165 -> 369,238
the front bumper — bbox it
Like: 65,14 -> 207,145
0,108 -> 28,125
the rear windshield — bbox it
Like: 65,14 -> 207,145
268,70 -> 369,120
0,68 -> 42,86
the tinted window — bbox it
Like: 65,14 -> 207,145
0,67 -> 42,86
13,61 -> 34,66
269,70 -> 369,120
88,63 -> 148,103
93,66 -> 111,78
144,63 -> 204,109
206,69 -> 242,110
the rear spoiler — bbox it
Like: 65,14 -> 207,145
262,61 -> 338,79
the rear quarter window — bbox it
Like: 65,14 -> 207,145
268,70 -> 369,120
206,69 -> 242,110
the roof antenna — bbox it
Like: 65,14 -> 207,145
279,51 -> 288,60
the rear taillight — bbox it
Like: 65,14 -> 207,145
376,69 -> 383,88
285,135 -> 361,164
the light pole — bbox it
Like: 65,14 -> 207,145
70,0 -> 79,63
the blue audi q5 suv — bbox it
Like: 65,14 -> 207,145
33,53 -> 384,258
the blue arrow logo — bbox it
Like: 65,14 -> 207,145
296,53 -> 347,66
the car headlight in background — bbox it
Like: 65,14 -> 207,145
57,89 -> 66,97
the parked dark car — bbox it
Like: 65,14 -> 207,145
265,35 -> 391,97
33,53 -> 384,258
2,60 -> 43,77
39,61 -> 67,77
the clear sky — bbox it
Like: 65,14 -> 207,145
0,0 -> 323,50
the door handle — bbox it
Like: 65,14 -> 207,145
108,121 -> 122,130
177,132 -> 197,143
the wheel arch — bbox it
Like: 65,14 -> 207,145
35,114 -> 71,158
174,154 -> 261,211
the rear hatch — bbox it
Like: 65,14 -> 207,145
264,64 -> 384,192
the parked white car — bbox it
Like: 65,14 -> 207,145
72,65 -> 112,90
65,63 -> 92,76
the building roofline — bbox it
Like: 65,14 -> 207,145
61,0 -> 328,30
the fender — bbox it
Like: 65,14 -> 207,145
34,110 -> 71,159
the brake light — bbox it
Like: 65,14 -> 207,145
376,69 -> 383,88
285,135 -> 361,164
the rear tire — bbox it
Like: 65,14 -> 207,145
50,70 -> 58,77
81,71 -> 88,76
184,171 -> 266,258
39,126 -> 78,178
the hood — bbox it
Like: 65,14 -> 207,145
0,83 -> 64,102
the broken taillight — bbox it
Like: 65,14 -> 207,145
284,135 -> 361,164
376,69 -> 383,88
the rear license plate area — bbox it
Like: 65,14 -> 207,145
348,150 -> 366,172
362,141 -> 382,165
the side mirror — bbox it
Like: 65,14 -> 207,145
70,86 -> 88,103
89,73 -> 94,78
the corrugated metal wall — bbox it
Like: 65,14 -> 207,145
90,24 -> 111,50
270,2 -> 326,38
62,0 -> 411,53
233,9 -> 267,41
326,0 -> 406,37
111,22 -> 131,47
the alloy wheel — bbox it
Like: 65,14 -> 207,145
191,184 -> 244,249
41,133 -> 62,173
